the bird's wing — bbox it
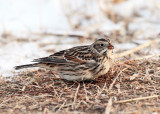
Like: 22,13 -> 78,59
63,46 -> 94,63
32,50 -> 67,63
33,46 -> 95,64
32,56 -> 69,64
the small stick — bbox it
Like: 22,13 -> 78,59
115,95 -> 159,104
109,68 -> 127,90
95,82 -> 107,98
115,39 -> 160,58
83,83 -> 89,102
72,84 -> 80,109
133,54 -> 160,60
31,32 -> 89,39
105,97 -> 113,114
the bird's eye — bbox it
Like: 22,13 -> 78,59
100,44 -> 104,46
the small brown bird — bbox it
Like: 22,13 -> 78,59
15,38 -> 114,81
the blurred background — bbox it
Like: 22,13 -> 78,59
0,0 -> 160,77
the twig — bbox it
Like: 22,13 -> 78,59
115,39 -> 160,58
58,102 -> 66,111
72,83 -> 80,109
95,82 -> 107,99
31,32 -> 89,39
115,95 -> 159,104
109,68 -> 127,90
105,97 -> 113,114
83,83 -> 89,102
133,54 -> 160,60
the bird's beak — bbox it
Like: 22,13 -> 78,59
108,43 -> 114,50
106,39 -> 114,50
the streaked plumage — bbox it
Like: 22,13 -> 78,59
15,38 -> 114,81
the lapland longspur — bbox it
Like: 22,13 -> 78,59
15,38 -> 114,81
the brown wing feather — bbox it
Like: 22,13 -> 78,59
34,45 -> 95,64
64,54 -> 87,63
63,46 -> 94,63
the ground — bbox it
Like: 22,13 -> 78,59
0,58 -> 160,114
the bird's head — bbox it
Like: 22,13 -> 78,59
91,38 -> 114,56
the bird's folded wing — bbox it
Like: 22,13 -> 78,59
63,47 -> 94,63
33,46 -> 95,64
64,54 -> 87,63
32,57 -> 71,64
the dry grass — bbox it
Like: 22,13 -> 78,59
0,58 -> 160,114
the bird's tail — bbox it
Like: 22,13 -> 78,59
15,63 -> 38,70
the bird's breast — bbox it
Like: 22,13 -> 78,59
94,57 -> 112,77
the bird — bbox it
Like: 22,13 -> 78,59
15,38 -> 114,81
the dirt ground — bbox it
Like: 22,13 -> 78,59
0,58 -> 160,114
